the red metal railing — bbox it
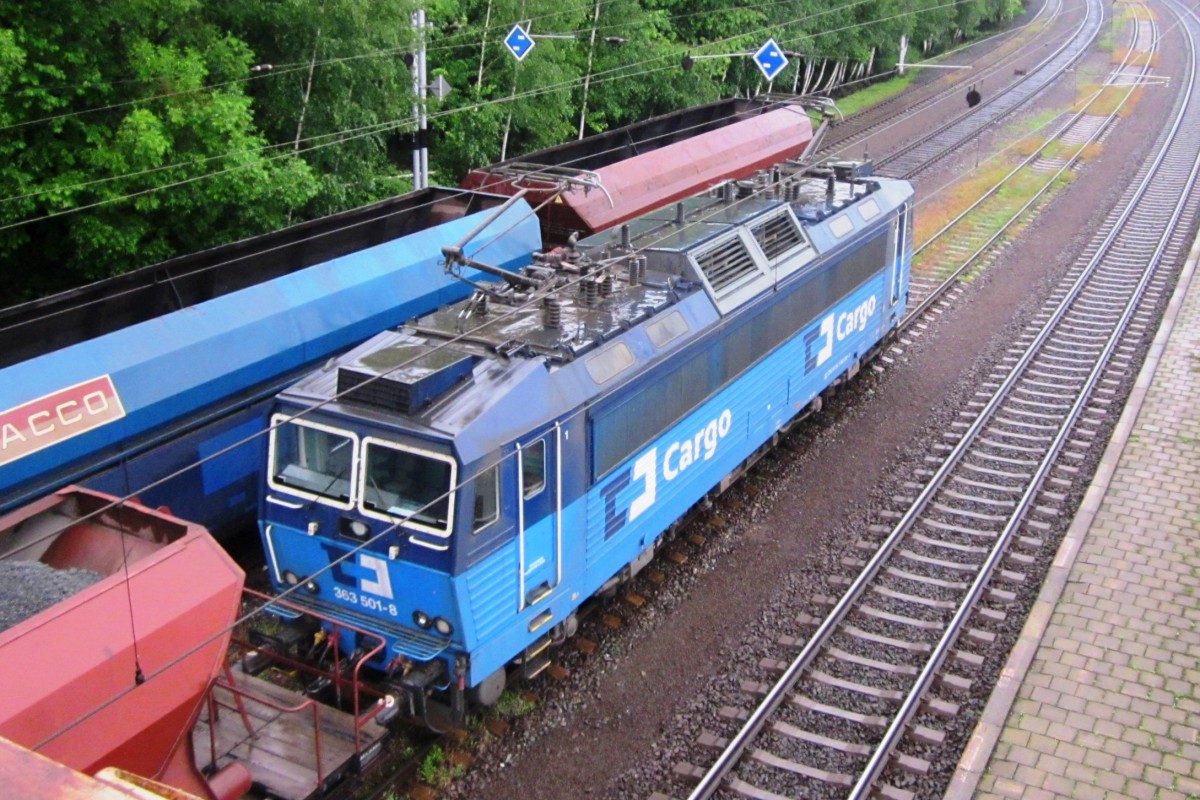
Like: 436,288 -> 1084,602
206,671 -> 328,787
234,588 -> 390,750
200,588 -> 392,793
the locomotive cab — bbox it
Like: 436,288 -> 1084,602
261,409 -> 466,713
259,382 -> 570,724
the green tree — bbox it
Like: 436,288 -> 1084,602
0,0 -> 317,305
0,0 -> 1028,305
212,0 -> 417,216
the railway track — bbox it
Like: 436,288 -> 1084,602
823,0 -> 1067,156
871,0 -> 1102,178
653,1 -> 1200,797
336,5 -> 1180,798
901,8 -> 1156,319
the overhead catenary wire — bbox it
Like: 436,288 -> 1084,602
0,0 -> 1061,338
0,93 -> 814,344
0,58 -> 674,230
0,0 -> 975,226
0,0 -> 885,130
29,153 -> 853,749
13,0 -> 1118,751
23,172 -> 816,755
6,136 -> 833,569
0,0 -> 887,206
0,0 -> 1080,525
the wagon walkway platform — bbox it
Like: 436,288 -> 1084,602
193,670 -> 387,800
946,233 -> 1200,797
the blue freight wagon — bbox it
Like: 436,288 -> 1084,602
0,189 -> 540,538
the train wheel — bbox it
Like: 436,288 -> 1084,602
468,666 -> 507,707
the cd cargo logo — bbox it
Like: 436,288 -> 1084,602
0,376 -> 126,467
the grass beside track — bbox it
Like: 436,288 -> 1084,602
913,77 -> 1146,281
835,73 -> 917,116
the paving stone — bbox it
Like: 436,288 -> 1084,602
1063,761 -> 1097,783
1110,708 -> 1142,727
1113,754 -> 1145,780
1018,714 -> 1051,735
969,236 -> 1200,800
1163,752 -> 1192,777
1131,746 -> 1163,768
1138,715 -> 1170,736
990,777 -> 1027,799
1040,704 -> 1069,724
1035,753 -> 1069,776
1122,779 -> 1157,800
1056,741 -> 1088,764
1000,727 -> 1032,748
1091,767 -> 1126,792
1013,765 -> 1048,788
1073,783 -> 1107,800
1028,733 -> 1059,755
1008,746 -> 1040,768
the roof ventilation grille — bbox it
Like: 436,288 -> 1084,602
751,214 -> 804,261
694,237 -> 759,293
337,344 -> 476,414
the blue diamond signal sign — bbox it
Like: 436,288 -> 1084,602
753,38 -> 788,81
504,24 -> 536,61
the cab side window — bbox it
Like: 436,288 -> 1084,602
473,465 -> 500,533
522,440 -> 546,499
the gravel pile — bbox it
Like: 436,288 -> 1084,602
0,560 -> 104,632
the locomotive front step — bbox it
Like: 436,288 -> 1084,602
520,633 -> 555,679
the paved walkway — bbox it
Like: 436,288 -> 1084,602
946,230 -> 1200,800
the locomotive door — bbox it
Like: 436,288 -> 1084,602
890,202 -> 909,307
517,425 -> 561,608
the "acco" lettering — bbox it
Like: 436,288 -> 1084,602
0,376 -> 126,467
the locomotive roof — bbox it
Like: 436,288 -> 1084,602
281,165 -> 914,463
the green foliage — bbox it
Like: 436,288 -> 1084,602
492,689 -> 536,717
416,745 -> 465,788
0,0 -> 1027,304
835,73 -> 915,116
0,0 -> 316,305
210,0 -> 415,216
416,745 -> 443,785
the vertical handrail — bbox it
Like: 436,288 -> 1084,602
222,663 -> 256,734
205,692 -> 219,769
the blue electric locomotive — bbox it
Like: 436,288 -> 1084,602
257,158 -> 913,724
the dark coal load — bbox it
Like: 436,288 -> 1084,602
0,561 -> 104,632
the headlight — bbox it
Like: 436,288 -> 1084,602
434,617 -> 453,636
413,610 -> 432,629
283,570 -> 300,585
304,579 -> 319,594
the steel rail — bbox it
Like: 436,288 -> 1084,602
876,0 -> 1101,178
678,1 -> 1200,795
823,0 -> 1065,155
680,4 -> 1107,795
900,24 -> 1154,323
851,20 -> 1200,796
